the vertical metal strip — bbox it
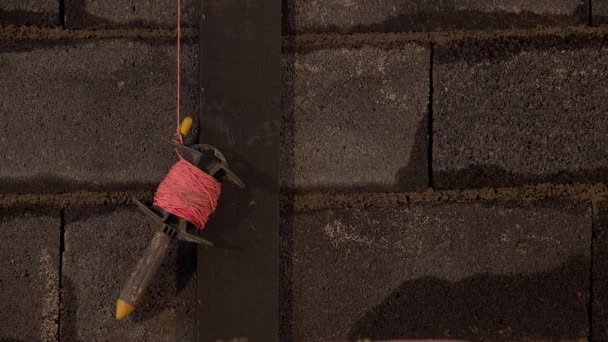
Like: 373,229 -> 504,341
197,0 -> 280,340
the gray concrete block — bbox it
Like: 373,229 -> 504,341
0,0 -> 59,26
433,37 -> 608,189
0,40 -> 198,193
593,0 -> 608,24
0,209 -> 60,342
61,206 -> 197,341
64,0 -> 199,28
593,196 -> 608,341
281,46 -> 429,193
280,200 -> 591,341
284,0 -> 587,33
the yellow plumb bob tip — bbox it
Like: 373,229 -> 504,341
180,117 -> 193,136
116,299 -> 135,320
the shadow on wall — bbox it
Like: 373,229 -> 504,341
0,0 -> 105,27
281,34 -> 608,192
282,0 -> 587,34
0,9 -> 56,26
394,120 -> 428,190
429,35 -> 608,189
60,278 -> 80,342
279,48 -> 429,194
347,255 -> 589,341
0,174 -> 158,194
279,206 -> 295,341
64,0 -> 200,28
128,239 -> 197,325
58,207 -> 197,341
279,48 -> 296,342
435,164 -> 608,190
64,0 -> 111,28
433,35 -> 608,65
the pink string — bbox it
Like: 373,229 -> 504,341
154,159 -> 222,230
153,0 -> 222,230
176,0 -> 183,144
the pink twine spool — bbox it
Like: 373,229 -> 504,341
153,158 -> 222,230
155,0 -> 222,230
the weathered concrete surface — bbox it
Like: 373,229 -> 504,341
0,0 -> 59,26
64,0 -> 199,28
61,207 -> 196,341
0,209 -> 60,342
0,40 -> 198,193
593,196 -> 608,341
280,201 -> 591,341
593,0 -> 608,25
281,46 -> 429,193
433,37 -> 608,189
284,0 -> 587,33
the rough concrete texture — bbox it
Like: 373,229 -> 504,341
0,0 -> 59,26
433,37 -> 608,189
593,0 -> 608,24
0,39 -> 198,193
281,46 -> 429,193
593,196 -> 608,341
284,0 -> 587,34
64,0 -> 199,28
61,206 -> 197,341
280,200 -> 591,341
0,209 -> 60,342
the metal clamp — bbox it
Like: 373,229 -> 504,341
170,142 -> 245,188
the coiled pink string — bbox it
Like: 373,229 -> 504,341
152,0 -> 222,230
154,159 -> 222,230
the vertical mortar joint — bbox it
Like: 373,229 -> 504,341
57,208 -> 65,340
589,0 -> 593,26
427,43 -> 434,189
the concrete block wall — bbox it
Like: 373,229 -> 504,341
0,209 -> 60,342
0,40 -> 197,193
0,3 -> 199,341
281,1 -> 608,342
283,0 -> 589,33
283,201 -> 591,340
281,46 -> 430,192
3,1 -> 608,342
61,207 -> 196,341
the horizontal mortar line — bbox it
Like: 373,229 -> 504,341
283,24 -> 608,50
283,182 -> 608,212
0,190 -> 153,208
2,182 -> 606,210
0,25 -> 198,41
3,23 -> 608,44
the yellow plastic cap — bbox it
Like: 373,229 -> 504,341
116,299 -> 135,320
180,117 -> 193,136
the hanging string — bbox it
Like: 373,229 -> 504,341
175,0 -> 183,144
152,0 -> 222,231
